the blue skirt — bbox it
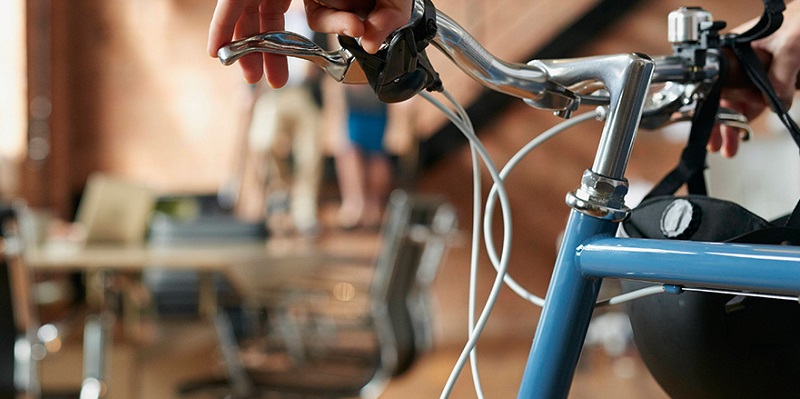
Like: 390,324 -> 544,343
347,112 -> 388,154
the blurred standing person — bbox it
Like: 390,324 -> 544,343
335,84 -> 395,230
238,0 -> 325,236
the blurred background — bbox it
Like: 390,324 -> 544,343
1,0 -> 790,398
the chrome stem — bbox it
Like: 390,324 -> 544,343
532,54 -> 654,180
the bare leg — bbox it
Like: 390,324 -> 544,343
289,89 -> 322,235
334,145 -> 366,229
361,154 -> 393,228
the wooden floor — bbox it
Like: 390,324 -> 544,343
39,318 -> 669,398
34,202 -> 669,399
38,321 -> 669,399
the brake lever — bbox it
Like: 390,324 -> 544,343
217,0 -> 443,102
716,108 -> 752,141
217,31 -> 367,84
639,80 -> 752,140
668,106 -> 752,141
338,0 -> 442,103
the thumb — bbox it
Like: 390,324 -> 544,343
360,3 -> 411,53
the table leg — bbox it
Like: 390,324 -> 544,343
197,271 -> 218,319
81,270 -> 113,399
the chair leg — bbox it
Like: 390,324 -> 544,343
212,311 -> 257,398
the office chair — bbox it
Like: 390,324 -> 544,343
1,205 -> 41,399
1,203 -> 119,399
178,190 -> 458,398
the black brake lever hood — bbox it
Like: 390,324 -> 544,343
339,0 -> 442,103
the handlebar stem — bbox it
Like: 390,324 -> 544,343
531,54 -> 655,180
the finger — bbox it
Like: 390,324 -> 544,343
260,0 -> 292,88
764,48 -> 800,110
208,0 -> 248,57
233,0 -> 267,83
720,89 -> 767,121
752,21 -> 800,111
713,99 -> 747,157
361,2 -> 411,53
305,1 -> 365,38
707,125 -> 723,153
719,124 -> 740,158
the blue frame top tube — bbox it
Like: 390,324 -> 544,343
578,237 -> 800,295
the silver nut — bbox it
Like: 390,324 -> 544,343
577,169 -> 629,208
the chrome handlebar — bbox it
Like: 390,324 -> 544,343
215,2 -> 762,220
217,9 -> 583,112
430,12 -> 578,112
217,13 -> 722,103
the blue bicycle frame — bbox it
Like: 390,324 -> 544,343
515,47 -> 800,399
434,7 -> 800,396
518,211 -> 800,398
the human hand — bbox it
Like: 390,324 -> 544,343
709,1 -> 800,157
208,0 -> 413,87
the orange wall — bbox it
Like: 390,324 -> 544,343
36,0 -> 257,216
61,1 -> 246,194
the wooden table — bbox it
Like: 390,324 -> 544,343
24,240 -> 343,301
26,241 -> 277,271
24,239 -> 329,399
23,231 -> 383,391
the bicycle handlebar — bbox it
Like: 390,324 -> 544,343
216,7 -> 723,116
215,2 -> 788,137
429,12 -> 578,112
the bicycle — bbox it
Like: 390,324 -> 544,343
217,0 -> 800,397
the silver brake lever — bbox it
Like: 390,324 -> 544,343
669,106 -> 752,141
716,108 -> 752,141
217,31 -> 367,84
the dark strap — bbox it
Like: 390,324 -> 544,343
644,66 -> 725,200
725,42 -> 800,149
737,0 -> 785,42
722,0 -> 800,226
